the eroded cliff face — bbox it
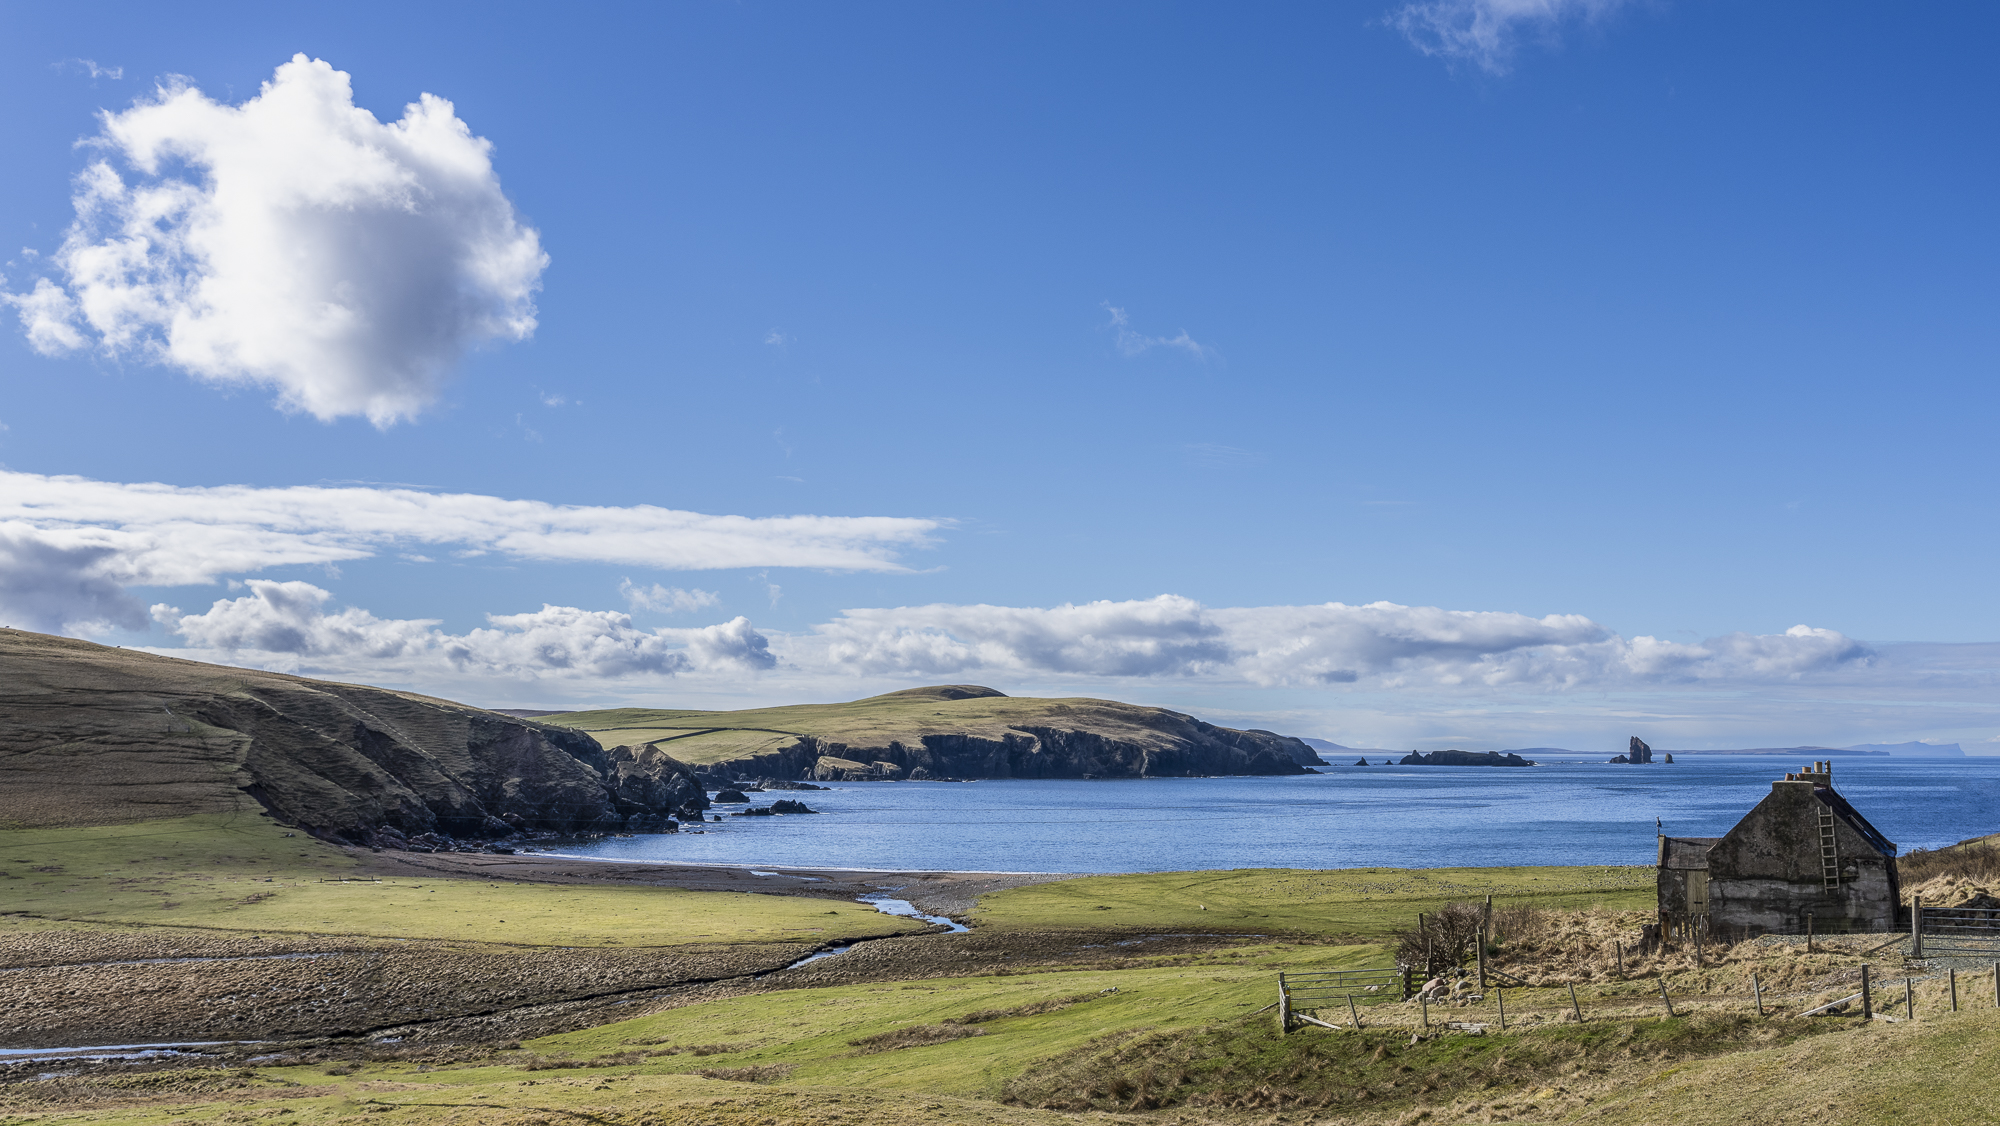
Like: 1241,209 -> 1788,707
690,717 -> 1320,782
0,630 -> 707,841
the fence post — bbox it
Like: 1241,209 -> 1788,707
1949,968 -> 1957,1012
1569,983 -> 1584,1023
1994,962 -> 1999,1009
1616,941 -> 1624,977
1752,972 -> 1764,1017
1912,896 -> 1923,959
1478,925 -> 1488,989
1860,965 -> 1872,1020
1402,966 -> 1413,1001
1658,978 -> 1676,1018
1497,988 -> 1506,1031
1277,974 -> 1290,1034
1905,977 -> 1914,1020
1806,911 -> 1815,953
1695,918 -> 1703,967
1348,994 -> 1362,1030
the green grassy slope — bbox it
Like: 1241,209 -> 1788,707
0,814 -> 924,948
974,865 -> 1655,936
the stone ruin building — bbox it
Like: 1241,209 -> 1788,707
1657,761 -> 1901,938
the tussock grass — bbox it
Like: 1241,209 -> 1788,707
847,1025 -> 987,1054
998,1009 -> 1835,1113
947,991 -> 1102,1024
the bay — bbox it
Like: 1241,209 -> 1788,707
559,755 -> 2000,874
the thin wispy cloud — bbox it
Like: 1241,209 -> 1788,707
1183,442 -> 1265,469
1102,303 -> 1214,361
5,55 -> 546,426
619,580 -> 721,615
0,470 -> 940,634
1386,0 -> 1635,75
59,59 -> 124,81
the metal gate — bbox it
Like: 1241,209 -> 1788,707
1912,900 -> 2000,957
1277,968 -> 1407,1032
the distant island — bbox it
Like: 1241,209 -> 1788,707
1397,750 -> 1537,767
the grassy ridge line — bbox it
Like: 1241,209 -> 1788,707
539,689 -> 1255,767
974,865 -> 1655,936
0,815 -> 925,948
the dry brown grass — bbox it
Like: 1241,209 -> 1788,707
846,1024 -> 988,1054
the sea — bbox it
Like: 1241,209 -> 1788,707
557,754 -> 2000,875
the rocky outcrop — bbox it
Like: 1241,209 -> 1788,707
0,629 -> 706,842
1611,736 -> 1656,764
1397,750 -> 1537,767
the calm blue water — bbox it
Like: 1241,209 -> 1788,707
560,756 -> 2000,874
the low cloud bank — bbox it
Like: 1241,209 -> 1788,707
0,471 -> 939,634
145,588 -> 1871,695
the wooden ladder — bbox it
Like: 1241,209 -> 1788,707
1818,807 -> 1840,891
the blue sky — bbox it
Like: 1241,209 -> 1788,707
3,1 -> 1998,751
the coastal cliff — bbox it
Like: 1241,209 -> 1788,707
545,685 -> 1324,782
0,630 -> 705,842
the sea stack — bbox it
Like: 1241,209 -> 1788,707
1612,736 -> 1655,764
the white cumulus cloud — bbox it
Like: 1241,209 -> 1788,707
1387,0 -> 1633,75
0,470 -> 939,633
6,54 -> 545,425
153,581 -> 775,682
1102,304 -> 1213,360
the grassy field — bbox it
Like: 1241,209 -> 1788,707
0,814 -> 925,948
973,864 -> 1655,936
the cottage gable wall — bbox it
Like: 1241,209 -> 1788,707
1659,770 -> 1899,937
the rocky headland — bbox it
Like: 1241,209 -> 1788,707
544,684 -> 1325,784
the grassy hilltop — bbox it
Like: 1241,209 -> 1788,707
541,684 -> 1324,779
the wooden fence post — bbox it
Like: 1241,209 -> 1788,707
1420,992 -> 1429,1030
1695,919 -> 1703,967
1993,962 -> 1999,1009
1860,965 -> 1872,1020
1905,977 -> 1914,1020
1497,988 -> 1506,1031
1912,896 -> 1923,959
1348,994 -> 1362,1030
1949,968 -> 1958,1012
1478,925 -> 1488,989
1658,978 -> 1675,1018
1277,974 -> 1290,1034
1569,983 -> 1584,1023
1616,941 -> 1624,977
1752,972 -> 1764,1017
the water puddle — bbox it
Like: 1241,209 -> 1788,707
0,1041 -> 246,1063
765,894 -> 968,975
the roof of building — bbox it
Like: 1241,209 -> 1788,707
1816,787 -> 1897,857
1659,836 -> 1722,869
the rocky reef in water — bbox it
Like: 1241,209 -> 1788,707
1611,736 -> 1671,764
1396,749 -> 1538,767
0,630 -> 707,849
